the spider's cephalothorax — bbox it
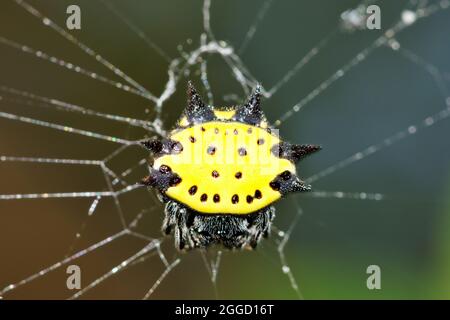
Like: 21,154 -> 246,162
141,82 -> 320,251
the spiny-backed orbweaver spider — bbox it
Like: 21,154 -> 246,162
141,82 -> 320,251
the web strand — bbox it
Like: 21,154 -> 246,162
14,0 -> 158,102
0,85 -> 154,130
306,94 -> 450,184
0,37 -> 152,100
69,240 -> 160,300
274,0 -> 450,126
98,0 -> 171,63
238,0 -> 274,55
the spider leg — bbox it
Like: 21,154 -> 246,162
245,206 -> 275,249
163,200 -> 196,251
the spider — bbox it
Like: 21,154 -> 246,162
141,82 -> 320,251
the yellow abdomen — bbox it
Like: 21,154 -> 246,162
154,121 -> 295,214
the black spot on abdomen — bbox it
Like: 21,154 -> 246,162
188,185 -> 197,195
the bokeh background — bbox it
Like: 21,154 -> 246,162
0,0 -> 449,299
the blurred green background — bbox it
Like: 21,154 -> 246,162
0,0 -> 450,299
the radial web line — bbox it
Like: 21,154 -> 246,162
101,164 -> 128,187
306,100 -> 450,184
203,0 -> 214,40
276,200 -> 304,299
1,198 -> 160,299
100,164 -> 130,229
0,230 -> 128,297
267,30 -> 338,98
393,46 -> 449,99
200,59 -> 214,105
98,0 -> 171,63
0,156 -> 102,166
238,0 -> 274,55
200,250 -> 222,298
257,0 -> 375,98
69,240 -> 160,300
308,191 -> 384,201
142,258 -> 181,300
0,36 -> 152,100
306,8 -> 450,185
14,0 -> 157,102
0,85 -> 153,130
201,0 -> 260,96
274,36 -> 385,126
60,145 -> 157,257
274,1 -> 450,126
0,146 -> 147,203
155,241 -> 170,268
113,158 -> 147,185
63,196 -> 102,258
0,111 -> 136,145
0,184 -> 141,201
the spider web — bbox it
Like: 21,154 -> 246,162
0,0 -> 449,299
